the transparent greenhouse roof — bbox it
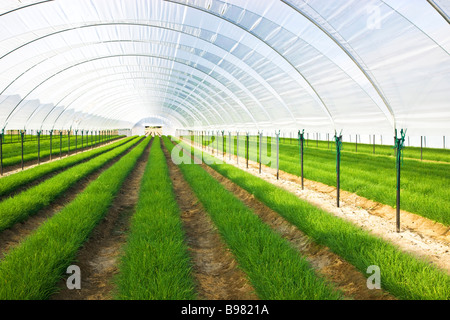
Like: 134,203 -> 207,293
0,0 -> 448,135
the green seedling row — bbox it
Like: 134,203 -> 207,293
192,134 -> 450,163
115,137 -> 196,300
173,138 -> 450,300
0,136 -> 143,232
192,134 -> 450,226
0,136 -> 136,197
0,136 -> 151,299
163,136 -> 342,300
0,134 -> 123,168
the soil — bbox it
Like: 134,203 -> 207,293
50,138 -> 153,300
202,165 -> 395,300
185,140 -> 450,275
161,141 -> 258,300
180,140 -> 395,300
0,138 -> 140,261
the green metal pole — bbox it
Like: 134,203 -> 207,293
50,130 -> 53,160
21,130 -> 24,170
276,130 -> 280,180
0,132 -> 3,176
395,129 -> 406,233
259,131 -> 262,174
59,131 -> 62,159
334,132 -> 343,207
37,131 -> 41,165
68,130 -> 70,156
246,132 -> 249,169
298,130 -> 305,190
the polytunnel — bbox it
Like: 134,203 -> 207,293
0,0 -> 450,304
0,0 -> 448,140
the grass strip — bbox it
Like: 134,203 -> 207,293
114,137 -> 196,300
174,137 -> 450,300
196,134 -> 450,226
163,136 -> 342,300
0,136 -> 143,232
0,136 -> 151,300
1,134 -> 123,167
196,134 -> 450,163
0,136 -> 135,197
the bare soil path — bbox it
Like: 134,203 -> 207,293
162,140 -> 258,300
182,139 -> 450,275
50,138 -> 153,300
0,138 -> 140,262
178,139 -> 395,300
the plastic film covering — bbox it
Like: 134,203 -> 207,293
0,0 -> 448,136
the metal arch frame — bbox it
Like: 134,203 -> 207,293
163,0 -> 336,127
59,78 -> 222,124
52,96 -> 191,133
427,0 -> 450,24
27,61 -> 244,131
132,115 -> 180,129
281,0 -> 449,132
28,62 -> 239,129
2,44 -> 269,131
55,69 -> 237,125
62,97 -> 187,132
2,0 -> 447,132
48,88 -> 205,131
50,81 -> 222,130
0,1 -> 53,17
2,52 -> 266,131
133,115 -> 177,127
30,63 -> 248,130
64,96 -> 191,131
29,73 -> 226,130
0,22 -> 283,126
71,104 -> 185,132
280,0 -> 397,132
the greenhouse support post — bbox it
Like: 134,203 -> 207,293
59,131 -> 62,159
298,130 -> 305,190
246,132 -> 249,169
68,130 -> 70,156
259,131 -> 262,174
21,130 -> 24,170
334,132 -> 343,207
420,136 -> 423,161
395,129 -> 406,233
236,132 -> 239,165
228,131 -> 231,160
50,130 -> 53,160
222,130 -> 225,159
0,132 -> 3,176
75,130 -> 78,153
373,134 -> 375,154
355,134 -> 358,152
81,130 -> 84,149
276,130 -> 280,180
37,130 -> 41,165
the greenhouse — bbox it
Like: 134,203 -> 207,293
0,0 -> 448,305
